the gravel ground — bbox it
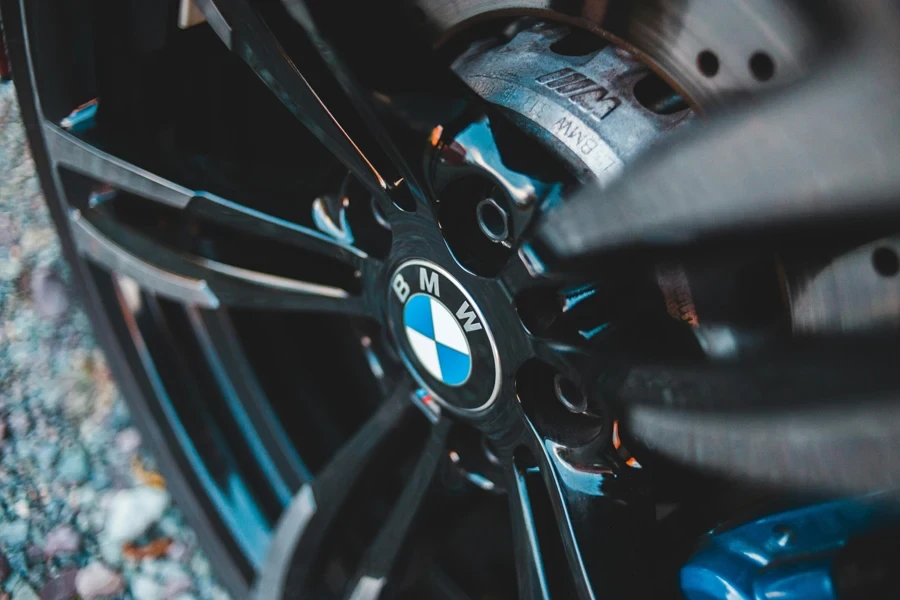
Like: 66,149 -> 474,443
0,81 -> 232,600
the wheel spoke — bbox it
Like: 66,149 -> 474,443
505,427 -> 653,600
193,0 -> 392,197
44,123 -> 193,210
256,384 -> 412,598
533,47 -> 900,263
256,381 -> 448,597
45,123 -> 372,270
535,437 -> 652,599
70,209 -> 368,314
342,419 -> 451,600
279,0 -> 477,214
185,307 -> 311,501
506,464 -> 552,600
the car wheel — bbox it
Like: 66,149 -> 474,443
3,0 -> 900,598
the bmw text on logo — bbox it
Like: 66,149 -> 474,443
388,260 -> 501,412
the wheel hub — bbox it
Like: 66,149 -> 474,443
388,259 -> 502,412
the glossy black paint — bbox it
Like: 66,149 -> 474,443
8,0 -> 896,598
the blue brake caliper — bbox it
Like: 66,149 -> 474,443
680,493 -> 898,600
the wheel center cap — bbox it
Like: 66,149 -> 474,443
388,259 -> 501,413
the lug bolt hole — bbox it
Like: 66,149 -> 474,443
554,374 -> 587,414
476,193 -> 510,243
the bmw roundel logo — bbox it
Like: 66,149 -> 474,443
403,294 -> 472,386
388,260 -> 501,412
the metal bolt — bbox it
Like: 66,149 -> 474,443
476,196 -> 510,243
772,524 -> 794,548
554,374 -> 587,414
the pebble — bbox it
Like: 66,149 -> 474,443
7,552 -> 27,576
0,521 -> 29,549
33,444 -> 59,472
0,553 -> 10,582
37,568 -> 77,600
43,525 -> 80,557
0,84 -> 229,600
130,575 -> 163,600
161,574 -> 192,600
56,446 -> 89,485
114,428 -> 142,455
10,581 -> 39,600
209,585 -> 230,600
74,563 -> 124,600
165,542 -> 189,563
29,267 -> 69,321
7,411 -> 29,437
188,555 -> 210,579
12,500 -> 29,519
97,540 -> 122,569
104,487 -> 170,544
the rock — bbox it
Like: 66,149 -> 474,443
170,595 -> 197,600
25,545 -> 43,561
12,500 -> 29,520
188,555 -> 210,579
0,521 -> 29,549
7,411 -> 29,437
89,468 -> 110,491
130,575 -> 163,600
158,562 -> 191,599
114,428 -> 141,455
30,267 -> 68,321
56,446 -> 89,485
97,539 -> 122,569
209,585 -> 230,600
0,552 -> 10,582
10,581 -> 39,600
161,575 -> 192,600
7,550 -> 27,576
104,487 -> 170,544
157,516 -> 181,539
109,402 -> 131,431
165,542 -> 189,562
33,444 -> 58,472
74,563 -> 124,600
43,525 -> 80,557
37,568 -> 77,600
157,560 -> 189,582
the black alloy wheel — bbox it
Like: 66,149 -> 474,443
3,0 -> 900,598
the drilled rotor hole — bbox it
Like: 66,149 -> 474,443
749,52 -> 776,82
697,50 -> 720,77
633,72 -> 689,115
873,247 -> 899,277
549,29 -> 608,57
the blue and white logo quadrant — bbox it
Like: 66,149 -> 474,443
403,294 -> 472,386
